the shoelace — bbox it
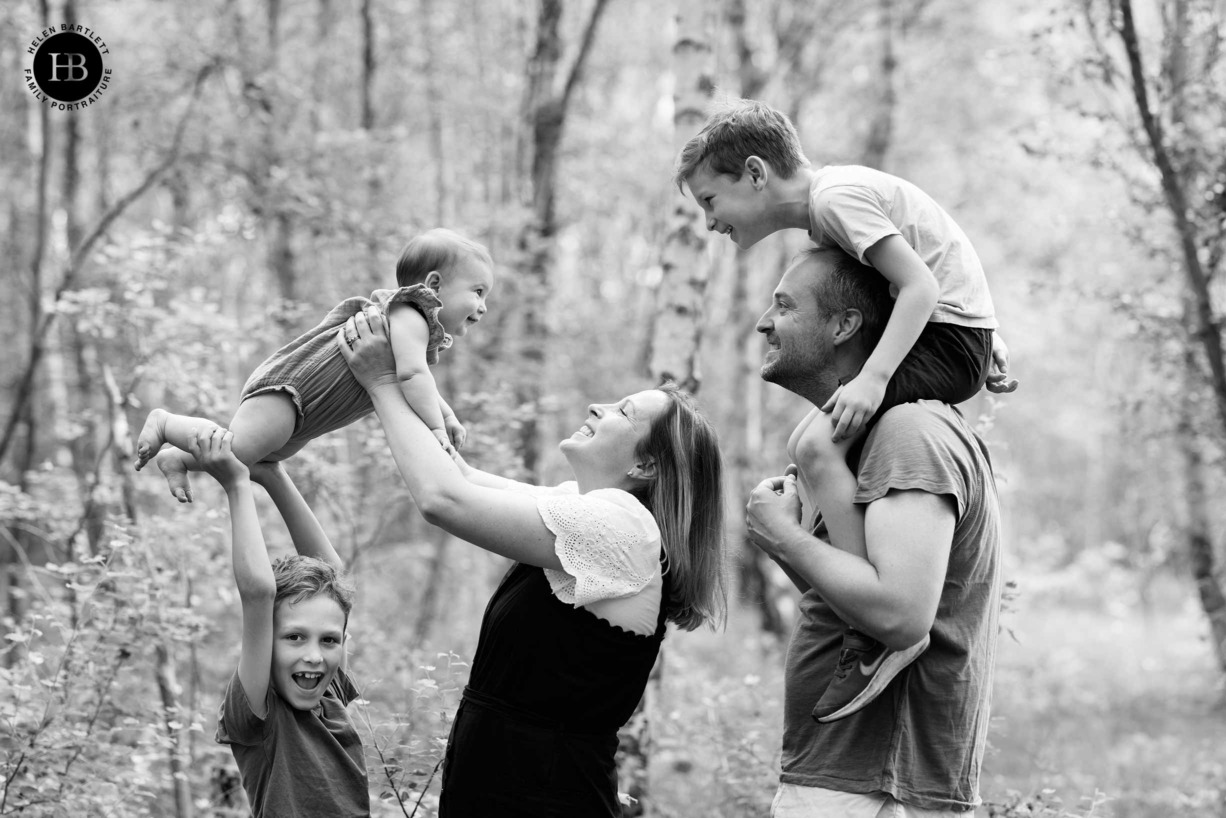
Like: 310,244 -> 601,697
831,648 -> 858,680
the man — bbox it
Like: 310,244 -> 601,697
746,247 -> 1003,817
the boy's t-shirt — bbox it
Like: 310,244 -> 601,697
216,669 -> 369,817
808,164 -> 998,329
779,401 -> 1003,810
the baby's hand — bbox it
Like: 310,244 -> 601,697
820,372 -> 886,442
187,427 -> 248,487
445,416 -> 467,451
432,428 -> 456,456
985,332 -> 1019,394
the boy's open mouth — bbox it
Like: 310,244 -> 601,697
293,671 -> 323,690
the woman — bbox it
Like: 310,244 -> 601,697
338,308 -> 727,817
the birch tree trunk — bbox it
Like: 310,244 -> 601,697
515,0 -> 611,475
646,0 -> 716,392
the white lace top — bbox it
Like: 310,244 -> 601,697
505,480 -> 663,636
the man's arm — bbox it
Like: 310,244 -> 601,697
747,475 -> 954,649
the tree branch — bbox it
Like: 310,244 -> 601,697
0,62 -> 216,467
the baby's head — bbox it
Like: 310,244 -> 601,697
268,555 -> 355,710
673,98 -> 808,189
396,228 -> 495,338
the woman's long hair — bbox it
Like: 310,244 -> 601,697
630,384 -> 727,631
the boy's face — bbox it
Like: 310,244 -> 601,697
686,162 -> 773,249
271,594 -> 347,710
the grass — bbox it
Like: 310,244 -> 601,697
641,568 -> 1225,817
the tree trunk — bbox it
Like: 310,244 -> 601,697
1117,0 -> 1226,435
861,0 -> 898,169
646,0 -> 716,392
1177,343 -> 1226,678
516,0 -> 611,475
155,642 -> 195,818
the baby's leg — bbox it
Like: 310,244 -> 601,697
135,408 -> 224,470
150,394 -> 298,503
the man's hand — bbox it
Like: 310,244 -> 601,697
445,416 -> 467,451
985,332 -> 1018,394
746,469 -> 804,559
821,370 -> 888,442
186,427 -> 248,489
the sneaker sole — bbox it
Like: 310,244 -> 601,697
815,634 -> 930,723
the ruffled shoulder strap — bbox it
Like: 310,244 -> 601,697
371,285 -> 453,366
537,488 -> 660,607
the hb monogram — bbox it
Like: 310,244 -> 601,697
48,52 -> 89,81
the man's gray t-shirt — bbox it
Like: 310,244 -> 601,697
780,400 -> 1002,811
216,669 -> 370,817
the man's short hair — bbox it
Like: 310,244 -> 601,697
272,555 -> 355,625
801,247 -> 893,349
674,98 -> 809,188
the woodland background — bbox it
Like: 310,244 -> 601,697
2,0 -> 1226,815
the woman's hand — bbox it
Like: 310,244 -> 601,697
338,306 -> 400,392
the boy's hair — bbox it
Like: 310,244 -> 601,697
395,228 -> 493,289
801,246 -> 894,350
674,98 -> 809,189
271,555 -> 356,626
629,384 -> 728,633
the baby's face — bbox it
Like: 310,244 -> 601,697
435,256 -> 494,337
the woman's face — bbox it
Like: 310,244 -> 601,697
560,390 -> 671,488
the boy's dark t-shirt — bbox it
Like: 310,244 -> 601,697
216,669 -> 369,817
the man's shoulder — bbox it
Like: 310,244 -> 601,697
866,400 -> 989,469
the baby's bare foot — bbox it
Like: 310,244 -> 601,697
156,448 -> 194,503
135,408 -> 169,470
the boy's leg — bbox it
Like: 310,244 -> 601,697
148,394 -> 298,502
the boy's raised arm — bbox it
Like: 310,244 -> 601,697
250,461 -> 343,572
190,428 -> 275,718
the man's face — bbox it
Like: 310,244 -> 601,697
755,256 -> 837,391
685,163 -> 773,249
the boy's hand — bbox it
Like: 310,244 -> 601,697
445,416 -> 467,450
985,332 -> 1019,394
432,428 -> 456,456
821,372 -> 887,442
186,427 -> 248,487
247,459 -> 287,487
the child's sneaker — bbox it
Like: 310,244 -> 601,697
811,629 -> 930,723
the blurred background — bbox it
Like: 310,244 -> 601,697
2,0 -> 1224,815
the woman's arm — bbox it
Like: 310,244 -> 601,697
340,310 -> 564,570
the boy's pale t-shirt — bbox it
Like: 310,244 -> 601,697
808,165 -> 998,329
216,668 -> 369,817
779,401 -> 1003,810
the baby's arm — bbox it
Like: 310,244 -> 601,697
825,234 -> 939,440
386,304 -> 451,450
189,428 -> 275,718
439,395 -> 466,450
